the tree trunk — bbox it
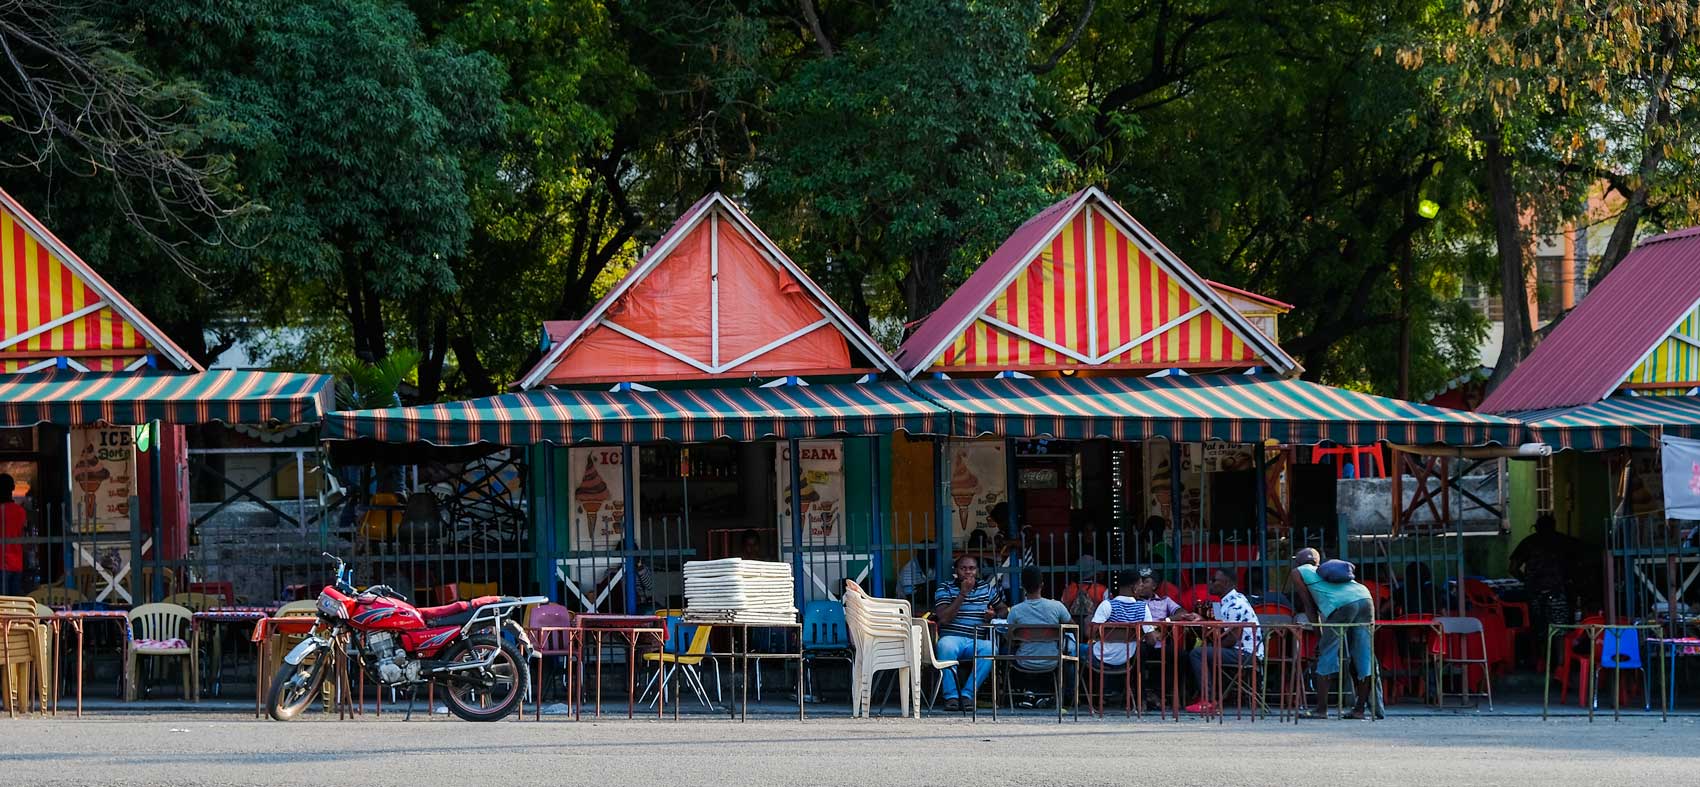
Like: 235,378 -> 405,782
1484,130 -> 1532,394
902,247 -> 945,328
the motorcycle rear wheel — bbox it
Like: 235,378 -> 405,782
439,634 -> 529,722
266,656 -> 329,721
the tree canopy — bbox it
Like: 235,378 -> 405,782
1,0 -> 1695,400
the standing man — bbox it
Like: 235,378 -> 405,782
0,474 -> 26,596
933,554 -> 1008,711
1186,568 -> 1262,714
1289,548 -> 1380,720
1509,514 -> 1582,659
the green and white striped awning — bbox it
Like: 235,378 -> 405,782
1513,395 -> 1700,450
0,369 -> 335,426
912,374 -> 1521,446
323,381 -> 948,445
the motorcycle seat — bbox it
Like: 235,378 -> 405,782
416,596 -> 515,626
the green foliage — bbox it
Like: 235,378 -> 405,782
336,348 -> 423,411
760,0 -> 1072,321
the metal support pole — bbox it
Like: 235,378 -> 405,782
1169,439 -> 1183,573
621,444 -> 638,613
788,438 -> 805,610
149,424 -> 164,602
1254,443 -> 1269,601
868,436 -> 885,597
1005,438 -> 1021,580
935,439 -> 953,583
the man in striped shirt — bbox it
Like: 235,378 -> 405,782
933,554 -> 1008,711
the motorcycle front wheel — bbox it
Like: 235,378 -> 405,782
439,634 -> 530,722
266,655 -> 329,721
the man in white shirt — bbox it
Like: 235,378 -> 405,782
1186,568 -> 1263,714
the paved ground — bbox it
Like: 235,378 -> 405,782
1,711 -> 1695,786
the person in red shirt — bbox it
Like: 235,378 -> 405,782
0,473 -> 25,596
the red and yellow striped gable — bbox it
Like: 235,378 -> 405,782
934,202 -> 1265,372
0,190 -> 195,374
1621,302 -> 1700,395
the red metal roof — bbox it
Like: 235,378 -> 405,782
1479,226 -> 1700,413
1205,280 -> 1294,311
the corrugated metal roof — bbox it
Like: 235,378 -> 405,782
1480,227 -> 1700,413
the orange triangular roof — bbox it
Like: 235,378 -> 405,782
894,187 -> 1297,378
518,194 -> 896,388
0,188 -> 199,374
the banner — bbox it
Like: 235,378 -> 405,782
948,440 -> 1007,541
1661,435 -> 1700,520
568,447 -> 635,548
71,426 -> 134,533
778,440 -> 846,548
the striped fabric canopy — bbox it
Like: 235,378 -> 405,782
913,374 -> 1521,446
323,381 -> 948,445
0,369 -> 334,426
1515,395 -> 1700,450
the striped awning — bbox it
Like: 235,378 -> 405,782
323,381 -> 947,445
913,374 -> 1521,446
1513,395 -> 1700,450
0,369 -> 335,426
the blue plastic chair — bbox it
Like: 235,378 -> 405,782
801,600 -> 851,702
1596,627 -> 1650,710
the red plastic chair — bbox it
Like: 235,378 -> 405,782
1253,603 -> 1293,617
1555,615 -> 1604,706
529,603 -> 576,718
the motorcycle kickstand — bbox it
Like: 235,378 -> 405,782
403,687 -> 416,722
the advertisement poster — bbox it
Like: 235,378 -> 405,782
777,440 -> 846,548
1202,442 -> 1254,473
568,447 -> 635,548
1144,439 -> 1200,528
949,440 -> 1008,541
71,426 -> 134,533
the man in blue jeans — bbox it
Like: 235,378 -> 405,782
1289,548 -> 1380,720
933,553 -> 1007,711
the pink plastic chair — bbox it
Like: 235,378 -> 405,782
530,604 -> 575,718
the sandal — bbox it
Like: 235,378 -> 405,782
1298,708 -> 1329,720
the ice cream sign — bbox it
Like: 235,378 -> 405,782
71,426 -> 134,533
568,448 -> 633,547
949,441 -> 1008,540
778,440 -> 845,546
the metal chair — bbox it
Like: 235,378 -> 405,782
1435,616 -> 1493,709
801,600 -> 851,703
638,615 -> 721,710
1083,626 -> 1142,717
993,624 -> 1078,722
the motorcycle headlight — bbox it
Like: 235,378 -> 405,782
316,593 -> 347,618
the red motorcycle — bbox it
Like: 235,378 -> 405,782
267,553 -> 546,722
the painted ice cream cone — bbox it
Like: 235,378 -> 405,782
72,443 -> 109,521
575,455 -> 610,523
951,452 -> 978,532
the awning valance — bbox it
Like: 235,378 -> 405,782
323,381 -> 948,446
0,369 -> 335,426
1512,395 -> 1700,450
912,374 -> 1521,446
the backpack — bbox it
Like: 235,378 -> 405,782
1065,581 -> 1104,619
1317,559 -> 1357,583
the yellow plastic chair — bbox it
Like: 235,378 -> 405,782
125,603 -> 196,701
163,592 -> 224,612
458,582 -> 500,600
0,595 -> 50,713
270,600 -> 331,712
639,616 -> 721,710
27,586 -> 85,607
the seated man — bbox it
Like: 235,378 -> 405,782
933,554 -> 1008,711
1131,569 -> 1199,707
1086,571 -> 1148,680
1186,568 -> 1263,714
1005,566 -> 1075,708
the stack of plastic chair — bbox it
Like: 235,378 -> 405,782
1555,614 -> 1605,705
842,580 -> 919,718
0,595 -> 50,713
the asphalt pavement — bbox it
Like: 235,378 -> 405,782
1,712 -> 1694,786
